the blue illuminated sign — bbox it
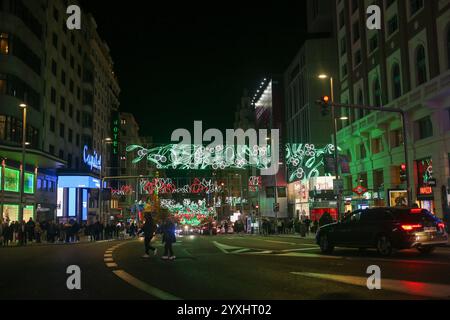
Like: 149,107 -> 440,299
82,189 -> 88,221
68,188 -> 76,217
58,176 -> 101,189
83,145 -> 102,171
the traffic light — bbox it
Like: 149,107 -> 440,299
400,163 -> 407,182
317,95 -> 331,116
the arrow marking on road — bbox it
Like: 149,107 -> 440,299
291,272 -> 450,299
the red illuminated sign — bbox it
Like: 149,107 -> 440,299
419,186 -> 432,195
353,185 -> 367,196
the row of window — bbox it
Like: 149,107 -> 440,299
339,0 -> 424,31
0,114 -> 39,148
0,0 -> 43,40
0,32 -> 41,75
0,73 -> 40,110
36,179 -> 56,193
353,115 -> 435,161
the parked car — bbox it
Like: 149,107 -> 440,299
316,207 -> 448,256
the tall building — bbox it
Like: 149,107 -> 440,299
0,0 -> 120,223
334,0 -> 450,217
284,0 -> 339,220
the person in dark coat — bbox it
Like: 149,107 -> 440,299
140,213 -> 157,258
161,218 -> 176,260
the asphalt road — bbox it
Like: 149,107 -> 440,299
1,234 -> 449,300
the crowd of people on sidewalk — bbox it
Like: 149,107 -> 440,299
0,217 -> 141,247
260,212 -> 336,237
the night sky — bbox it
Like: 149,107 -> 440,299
80,1 -> 307,143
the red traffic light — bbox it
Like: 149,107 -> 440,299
400,163 -> 406,171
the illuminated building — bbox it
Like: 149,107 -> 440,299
334,0 -> 450,216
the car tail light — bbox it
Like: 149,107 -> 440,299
401,224 -> 423,231
410,209 -> 422,214
437,223 -> 445,229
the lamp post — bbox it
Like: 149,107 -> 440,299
99,137 -> 112,224
18,103 -> 27,222
318,75 -> 341,220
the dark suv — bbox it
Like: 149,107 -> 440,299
316,208 -> 448,256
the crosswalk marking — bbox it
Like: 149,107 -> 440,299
291,272 -> 450,299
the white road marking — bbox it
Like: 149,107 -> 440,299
263,240 -> 297,245
113,269 -> 181,300
105,262 -> 118,268
212,241 -> 242,254
104,254 -> 112,258
104,258 -> 114,262
280,247 -> 320,252
233,249 -> 251,253
291,272 -> 450,299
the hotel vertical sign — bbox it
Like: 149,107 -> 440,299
111,112 -> 120,177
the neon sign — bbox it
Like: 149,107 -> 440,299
248,176 -> 262,192
83,145 -> 101,171
112,185 -> 133,197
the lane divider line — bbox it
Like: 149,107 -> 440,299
291,272 -> 450,299
113,269 -> 182,300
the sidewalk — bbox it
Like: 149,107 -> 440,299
0,236 -> 128,249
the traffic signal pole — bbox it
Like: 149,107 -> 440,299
316,100 -> 413,207
329,78 -> 341,221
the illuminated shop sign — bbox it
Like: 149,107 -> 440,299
419,187 -> 433,195
4,168 -> 20,192
58,176 -> 101,189
83,145 -> 101,171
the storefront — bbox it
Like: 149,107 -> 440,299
416,158 -> 436,214
287,180 -> 309,219
1,164 -> 36,222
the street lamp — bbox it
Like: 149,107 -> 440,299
318,74 -> 342,220
18,103 -> 27,222
99,137 -> 112,224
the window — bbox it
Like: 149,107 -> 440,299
353,21 -> 360,43
69,104 -> 74,118
355,49 -> 362,65
76,134 -> 80,147
357,90 -> 364,119
339,10 -> 345,29
68,154 -> 72,168
61,71 -> 66,85
340,37 -> 347,56
70,55 -> 74,69
388,15 -> 398,36
52,33 -> 58,48
390,129 -> 403,148
76,110 -> 81,123
410,0 -> 424,16
60,97 -> 66,111
341,63 -> 348,78
360,144 -> 367,159
59,150 -> 64,160
416,45 -> 427,85
62,45 -> 67,60
373,77 -> 382,106
70,79 -> 74,93
51,59 -> 57,76
372,137 -> 384,154
68,129 -> 73,143
59,123 -> 65,138
51,87 -> 56,104
50,116 -> 55,132
352,0 -> 358,13
0,32 -> 9,54
392,63 -> 402,99
369,34 -> 378,52
416,116 -> 433,140
0,74 -> 5,94
53,7 -> 59,21
49,144 -> 55,155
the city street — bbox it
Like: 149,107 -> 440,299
1,235 -> 450,300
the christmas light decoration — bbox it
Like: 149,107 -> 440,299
111,185 -> 133,197
126,144 -> 272,170
160,199 -> 216,226
248,176 -> 262,192
286,143 -> 336,183
140,178 -> 222,195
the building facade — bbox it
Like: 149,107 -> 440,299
0,0 -> 120,224
334,0 -> 450,217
